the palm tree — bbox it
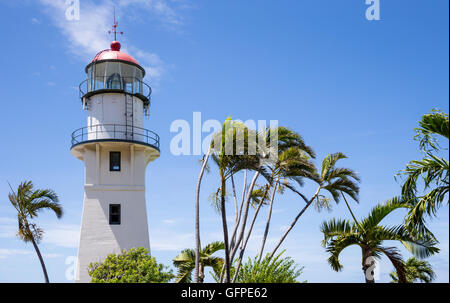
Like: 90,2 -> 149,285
173,241 -> 224,283
399,109 -> 449,237
320,197 -> 439,283
7,180 -> 63,283
231,144 -> 317,282
257,144 -> 317,262
194,146 -> 212,283
228,127 -> 317,282
268,152 -> 360,260
210,118 -> 262,282
389,257 -> 435,283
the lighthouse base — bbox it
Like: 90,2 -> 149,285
75,186 -> 150,283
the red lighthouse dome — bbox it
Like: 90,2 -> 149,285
91,40 -> 140,66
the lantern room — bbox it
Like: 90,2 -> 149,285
79,40 -> 151,108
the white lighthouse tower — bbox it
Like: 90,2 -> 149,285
71,21 -> 160,282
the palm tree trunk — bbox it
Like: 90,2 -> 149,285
229,173 -> 240,250
220,170 -> 231,283
220,170 -> 259,283
229,171 -> 260,263
229,169 -> 247,251
194,148 -> 211,283
231,255 -> 243,283
268,186 -> 321,260
30,235 -> 49,283
231,184 -> 271,282
199,263 -> 205,283
362,250 -> 375,283
257,179 -> 279,262
341,192 -> 363,230
231,174 -> 238,226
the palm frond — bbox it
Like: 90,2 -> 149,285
321,152 -> 347,180
320,218 -> 356,246
27,189 -> 62,218
373,225 -> 439,258
324,235 -> 361,272
413,109 -> 449,152
322,177 -> 360,203
377,246 -> 406,283
361,196 -> 410,230
202,241 -> 225,256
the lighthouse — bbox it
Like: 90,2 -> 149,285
70,21 -> 160,282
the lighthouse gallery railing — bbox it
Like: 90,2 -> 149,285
71,124 -> 160,150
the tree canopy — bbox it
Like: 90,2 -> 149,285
88,247 -> 174,283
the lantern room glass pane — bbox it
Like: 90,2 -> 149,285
87,61 -> 144,94
105,62 -> 121,89
121,63 -> 135,94
87,67 -> 94,91
94,62 -> 106,90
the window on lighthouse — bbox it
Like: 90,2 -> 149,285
109,204 -> 121,225
110,152 -> 121,171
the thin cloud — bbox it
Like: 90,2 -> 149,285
43,253 -> 64,258
0,249 -> 33,259
0,217 -> 81,249
150,231 -> 194,251
0,218 -> 17,238
42,224 -> 80,248
0,217 -> 16,224
37,0 -> 177,82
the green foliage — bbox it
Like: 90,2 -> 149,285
390,257 -> 435,283
234,252 -> 304,283
88,247 -> 174,283
210,118 -> 262,176
8,180 -> 62,283
249,184 -> 271,208
173,241 -> 224,283
413,109 -> 449,152
320,153 -> 360,203
398,109 -> 449,238
257,127 -> 318,195
314,196 -> 333,213
320,197 -> 439,282
8,180 -> 62,243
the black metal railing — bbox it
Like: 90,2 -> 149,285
71,124 -> 160,149
79,76 -> 152,102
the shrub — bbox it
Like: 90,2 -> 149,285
88,247 -> 174,283
235,251 -> 305,283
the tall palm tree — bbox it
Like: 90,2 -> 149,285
268,152 -> 360,260
228,127 -> 317,282
7,180 -> 63,283
194,147 -> 212,283
399,109 -> 449,237
173,241 -> 224,283
210,118 -> 261,282
389,257 -> 435,283
320,197 -> 439,283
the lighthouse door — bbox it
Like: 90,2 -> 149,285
125,95 -> 134,140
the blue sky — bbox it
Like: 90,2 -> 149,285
0,0 -> 448,283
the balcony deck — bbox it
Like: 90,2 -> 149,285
71,124 -> 160,151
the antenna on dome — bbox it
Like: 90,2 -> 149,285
108,7 -> 123,41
